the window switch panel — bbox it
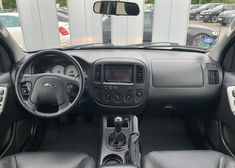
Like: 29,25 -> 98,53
0,87 -> 7,114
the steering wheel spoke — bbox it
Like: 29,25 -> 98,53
63,75 -> 81,87
58,96 -> 71,111
23,98 -> 37,112
20,74 -> 37,85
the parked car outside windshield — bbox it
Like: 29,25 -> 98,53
0,0 -> 234,51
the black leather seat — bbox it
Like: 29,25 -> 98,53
143,150 -> 235,168
0,152 -> 95,168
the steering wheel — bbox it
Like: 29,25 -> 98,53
15,50 -> 85,118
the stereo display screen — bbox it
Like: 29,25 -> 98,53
104,65 -> 133,83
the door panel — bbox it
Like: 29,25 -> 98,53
209,72 -> 235,156
0,45 -> 33,157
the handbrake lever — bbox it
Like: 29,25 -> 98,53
128,115 -> 141,167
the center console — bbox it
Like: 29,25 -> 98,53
92,59 -> 147,107
100,115 -> 141,167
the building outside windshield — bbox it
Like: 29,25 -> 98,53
0,0 -> 234,51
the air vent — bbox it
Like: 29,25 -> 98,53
206,63 -> 219,69
208,70 -> 219,84
136,65 -> 144,83
95,65 -> 102,82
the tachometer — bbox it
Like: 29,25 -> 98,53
52,65 -> 65,74
65,65 -> 78,77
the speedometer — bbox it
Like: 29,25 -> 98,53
65,65 -> 78,77
52,65 -> 65,74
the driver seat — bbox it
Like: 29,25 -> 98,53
0,152 -> 95,168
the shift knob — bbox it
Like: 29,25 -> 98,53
114,116 -> 123,132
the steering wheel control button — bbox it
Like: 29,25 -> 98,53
0,89 -> 4,95
232,90 -> 235,97
66,84 -> 79,102
21,82 -> 32,99
67,84 -> 74,93
0,87 -> 7,114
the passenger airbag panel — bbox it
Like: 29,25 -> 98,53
151,60 -> 203,87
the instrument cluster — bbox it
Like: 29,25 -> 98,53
48,64 -> 78,77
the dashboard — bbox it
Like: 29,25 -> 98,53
21,49 -> 223,113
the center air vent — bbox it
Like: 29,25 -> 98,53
95,64 -> 102,82
208,70 -> 219,84
136,65 -> 144,83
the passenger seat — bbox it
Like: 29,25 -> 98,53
143,150 -> 235,168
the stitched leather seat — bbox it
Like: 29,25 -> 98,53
0,152 -> 95,168
143,150 -> 235,168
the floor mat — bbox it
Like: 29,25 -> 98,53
39,119 -> 99,160
140,115 -> 195,154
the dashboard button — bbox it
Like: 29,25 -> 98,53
104,86 -> 108,91
113,86 -> 118,91
136,91 -> 143,97
127,86 -> 133,91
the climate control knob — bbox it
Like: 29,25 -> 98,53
113,93 -> 122,103
104,94 -> 111,103
136,91 -> 143,97
124,94 -> 133,103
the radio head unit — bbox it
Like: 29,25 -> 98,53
104,65 -> 133,83
93,59 -> 146,107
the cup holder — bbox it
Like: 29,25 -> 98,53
103,154 -> 123,165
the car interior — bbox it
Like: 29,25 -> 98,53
0,0 -> 235,168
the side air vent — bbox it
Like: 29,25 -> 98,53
208,70 -> 219,84
95,64 -> 102,82
206,63 -> 219,69
136,65 -> 144,83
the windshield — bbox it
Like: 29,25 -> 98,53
1,0 -> 234,51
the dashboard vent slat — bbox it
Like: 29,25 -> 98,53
95,65 -> 102,82
136,65 -> 144,83
208,70 -> 219,84
206,63 -> 219,69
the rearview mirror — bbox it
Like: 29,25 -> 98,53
93,1 -> 140,16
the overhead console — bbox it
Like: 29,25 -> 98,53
92,58 -> 147,107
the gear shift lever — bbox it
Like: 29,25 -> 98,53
114,116 -> 123,132
109,116 -> 126,148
